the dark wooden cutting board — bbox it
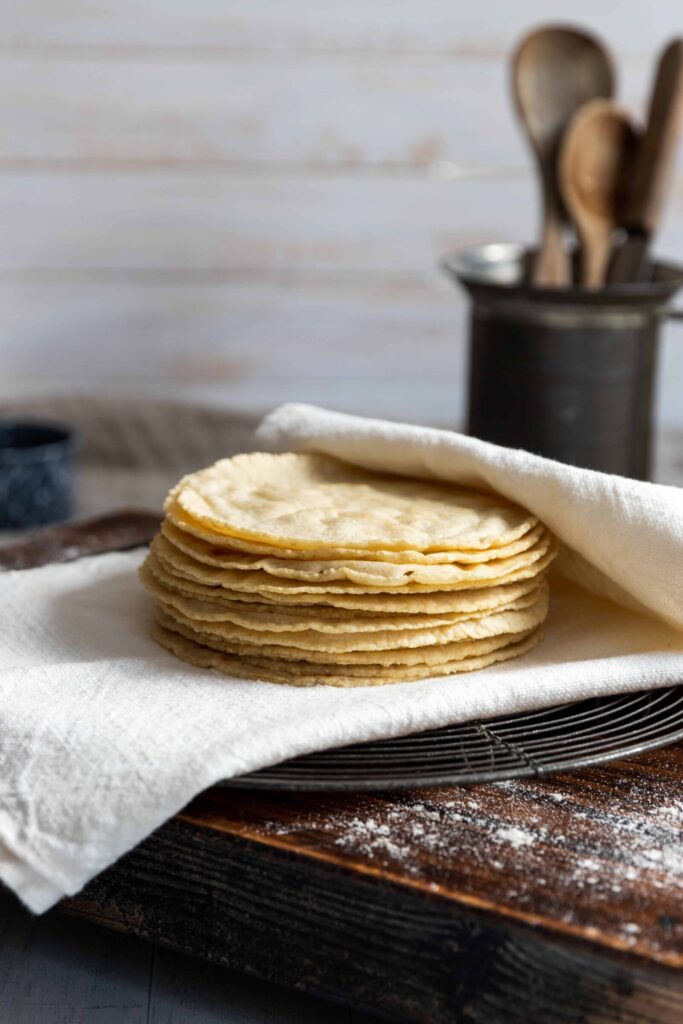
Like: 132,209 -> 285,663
4,513 -> 683,1024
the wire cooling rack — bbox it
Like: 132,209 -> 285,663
227,685 -> 683,791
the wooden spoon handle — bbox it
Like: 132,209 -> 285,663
532,203 -> 570,287
581,233 -> 612,289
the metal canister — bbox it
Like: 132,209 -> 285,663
442,243 -> 683,480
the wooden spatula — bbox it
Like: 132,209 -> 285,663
608,38 -> 683,283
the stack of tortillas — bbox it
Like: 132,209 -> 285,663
141,453 -> 558,687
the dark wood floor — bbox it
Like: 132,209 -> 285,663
0,894 -> 380,1024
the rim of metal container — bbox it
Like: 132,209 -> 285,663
441,242 -> 683,310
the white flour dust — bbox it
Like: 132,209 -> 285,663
262,766 -> 683,950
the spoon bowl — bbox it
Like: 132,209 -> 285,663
512,25 -> 614,286
560,100 -> 641,288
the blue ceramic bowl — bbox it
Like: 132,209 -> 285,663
0,421 -> 76,530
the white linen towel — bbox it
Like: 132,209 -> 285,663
2,403 -> 683,914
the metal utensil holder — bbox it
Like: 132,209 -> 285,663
442,243 -> 683,480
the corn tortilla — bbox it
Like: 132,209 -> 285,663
167,453 -> 538,553
144,547 -> 554,613
154,605 -> 545,666
152,532 -> 555,594
157,581 -> 548,653
152,619 -> 542,687
163,507 -> 545,566
139,561 -> 543,633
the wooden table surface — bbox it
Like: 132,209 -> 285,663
59,744 -> 683,1024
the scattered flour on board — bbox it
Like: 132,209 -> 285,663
493,826 -> 534,848
260,772 -> 683,948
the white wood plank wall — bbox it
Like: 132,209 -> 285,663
2,1 -> 683,427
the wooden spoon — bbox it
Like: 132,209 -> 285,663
512,26 -> 614,287
608,38 -> 683,283
560,100 -> 641,288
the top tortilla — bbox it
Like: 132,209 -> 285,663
168,453 -> 538,553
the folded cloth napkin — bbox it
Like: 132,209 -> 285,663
2,404 -> 683,913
